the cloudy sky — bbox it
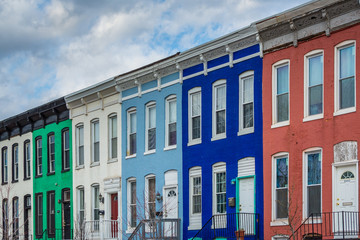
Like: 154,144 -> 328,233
0,0 -> 309,120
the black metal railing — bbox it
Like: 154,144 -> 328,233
129,218 -> 181,240
35,228 -> 73,239
191,212 -> 260,240
289,211 -> 360,240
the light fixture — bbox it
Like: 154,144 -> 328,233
99,193 -> 104,204
155,192 -> 162,202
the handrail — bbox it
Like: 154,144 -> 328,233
191,215 -> 214,239
128,221 -> 145,240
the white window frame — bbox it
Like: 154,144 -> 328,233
212,80 -> 227,140
126,108 -> 137,158
77,186 -> 85,226
76,124 -> 84,167
91,119 -> 100,164
303,148 -> 322,220
271,152 -> 289,224
36,138 -> 42,176
108,113 -> 118,161
2,148 -> 8,183
127,178 -> 137,232
13,144 -> 19,181
62,129 -> 70,170
189,166 -> 202,230
212,162 -> 226,214
24,141 -> 31,179
334,40 -> 356,116
188,87 -> 202,146
91,184 -> 100,223
145,102 -> 156,154
145,175 -> 156,220
165,95 -> 177,150
272,60 -> 290,128
239,71 -> 255,135
48,134 -> 55,173
304,50 -> 324,122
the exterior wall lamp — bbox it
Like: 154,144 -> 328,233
99,193 -> 104,204
155,192 -> 162,202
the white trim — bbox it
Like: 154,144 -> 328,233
188,87 -> 202,144
108,113 -> 118,161
145,102 -> 156,152
212,162 -> 227,215
272,152 -> 289,222
145,175 -> 156,220
238,71 -> 255,135
163,145 -> 176,151
212,80 -> 227,139
127,177 -> 137,232
272,59 -> 290,126
75,123 -> 84,167
165,95 -> 177,149
91,183 -> 100,222
189,166 -> 202,230
127,108 -> 137,156
91,119 -> 100,164
303,50 -> 324,120
334,40 -> 356,115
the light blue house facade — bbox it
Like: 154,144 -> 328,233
119,55 -> 183,238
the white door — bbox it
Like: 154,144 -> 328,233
238,177 -> 255,234
163,187 -> 178,237
334,165 -> 358,235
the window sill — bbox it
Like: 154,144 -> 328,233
164,145 -> 176,151
23,177 -> 30,181
1,182 -> 7,185
334,107 -> 356,116
187,139 -> 201,146
47,172 -> 55,176
211,134 -> 226,141
125,154 -> 136,159
61,169 -> 70,173
90,162 -> 100,168
35,175 -> 42,179
303,217 -> 322,224
271,121 -> 289,129
270,220 -> 288,226
108,158 -> 118,164
188,225 -> 201,230
75,165 -> 85,170
238,127 -> 254,136
11,180 -> 18,183
303,113 -> 323,122
144,150 -> 156,155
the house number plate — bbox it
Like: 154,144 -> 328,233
342,202 -> 353,206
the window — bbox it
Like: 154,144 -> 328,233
304,150 -> 321,218
335,41 -> 356,113
108,114 -> 118,159
188,88 -> 201,144
273,61 -> 289,125
145,103 -> 156,152
36,137 -> 42,176
76,124 -> 84,166
48,134 -> 55,173
13,197 -> 19,239
47,191 -> 55,238
2,147 -> 8,184
62,128 -> 70,171
146,176 -> 156,219
273,154 -> 288,220
239,72 -> 254,134
92,184 -> 100,230
24,140 -> 31,179
35,193 -> 43,237
127,178 -> 137,230
127,109 -> 137,156
12,144 -> 19,182
189,167 -> 202,229
3,199 -> 8,237
91,120 -> 100,163
165,96 -> 177,148
77,187 -> 85,226
213,163 -> 226,215
305,52 -> 323,118
212,80 -> 226,139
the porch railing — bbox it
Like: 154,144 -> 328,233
128,218 -> 181,240
82,218 -> 121,240
289,211 -> 360,240
191,212 -> 260,240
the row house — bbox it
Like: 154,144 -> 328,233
256,0 -> 360,239
65,76 -> 122,239
181,25 -> 264,239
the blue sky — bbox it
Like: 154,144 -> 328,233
0,0 -> 310,120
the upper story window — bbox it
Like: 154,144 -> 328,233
239,71 -> 254,135
127,108 -> 137,156
76,124 -> 84,167
188,88 -> 201,145
36,137 -> 42,176
335,41 -> 356,114
212,80 -> 226,139
48,133 -> 55,174
165,96 -> 177,148
62,128 -> 70,171
305,51 -> 323,119
91,120 -> 100,163
273,61 -> 290,126
273,153 -> 288,220
2,147 -> 8,184
12,144 -> 19,182
108,114 -> 118,160
145,103 -> 156,153
24,140 -> 31,179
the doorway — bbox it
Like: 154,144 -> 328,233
62,189 -> 71,239
110,193 -> 118,237
237,176 -> 255,234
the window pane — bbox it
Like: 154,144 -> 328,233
169,101 -> 176,123
64,130 -> 69,149
216,110 -> 226,134
79,146 -> 84,165
309,85 -> 322,115
94,142 -> 100,162
148,128 -> 156,150
216,193 -> 226,213
243,77 -> 254,103
277,93 -> 289,122
130,133 -> 136,155
340,77 -> 355,109
148,107 -> 156,129
111,116 -> 117,137
308,153 -> 321,185
169,123 -> 177,146
191,92 -> 201,116
308,185 -> 321,216
111,138 -> 117,158
192,116 -> 200,139
340,45 -> 355,79
193,195 -> 201,214
216,85 -> 226,110
309,55 -> 323,86
94,122 -> 99,142
276,157 -> 288,188
276,188 -> 288,218
277,65 -> 289,94
79,127 -> 84,146
130,113 -> 136,134
243,103 -> 254,128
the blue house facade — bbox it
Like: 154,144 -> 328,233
118,56 -> 183,238
180,27 -> 264,239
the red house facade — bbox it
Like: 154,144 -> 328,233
257,0 -> 360,239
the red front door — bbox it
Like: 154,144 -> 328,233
111,194 -> 118,236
